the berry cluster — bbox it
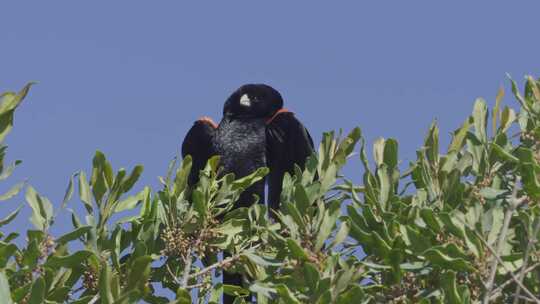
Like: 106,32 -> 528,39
82,268 -> 99,292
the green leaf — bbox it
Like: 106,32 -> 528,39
315,201 -> 340,251
492,86 -> 504,135
420,208 -> 442,233
485,205 -> 504,246
249,283 -> 275,300
473,98 -> 488,143
478,187 -> 506,200
490,143 -> 518,163
0,160 -> 22,181
242,252 -> 282,267
423,248 -> 474,272
55,226 -> 92,245
122,165 -> 144,193
287,239 -> 309,261
499,106 -> 516,133
373,138 -> 385,167
62,173 -> 77,209
223,284 -> 250,297
45,250 -> 94,268
0,181 -> 24,201
294,184 -> 311,214
425,122 -> 439,164
127,255 -> 153,291
192,189 -> 206,218
91,151 -> 109,204
173,155 -> 192,196
275,284 -> 301,304
25,185 -> 53,230
383,138 -> 398,169
231,167 -> 269,191
0,243 -> 18,267
99,262 -> 114,304
303,263 -> 320,291
114,187 -> 149,213
0,83 -> 34,143
28,277 -> 45,304
441,271 -> 462,304
337,285 -> 365,304
509,76 -> 529,111
331,220 -> 350,249
284,202 -> 305,228
78,171 -> 93,213
0,271 -> 13,304
0,205 -> 22,227
174,288 -> 191,304
377,164 -> 391,209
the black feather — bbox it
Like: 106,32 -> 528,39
180,84 -> 313,304
266,111 -> 314,211
181,120 -> 215,185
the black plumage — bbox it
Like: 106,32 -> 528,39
182,83 -> 314,211
181,84 -> 314,304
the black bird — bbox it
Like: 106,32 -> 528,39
182,83 -> 314,212
181,84 -> 314,303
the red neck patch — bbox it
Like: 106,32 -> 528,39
266,108 -> 290,125
198,116 -> 218,129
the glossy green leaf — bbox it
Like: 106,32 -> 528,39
174,288 -> 191,304
122,164 -> 143,193
287,239 -> 309,261
0,83 -> 34,143
99,262 -> 114,304
46,250 -> 94,268
0,205 -> 22,227
441,271 -> 462,304
78,171 -> 93,213
0,271 -> 13,304
55,226 -> 92,245
223,284 -> 250,297
25,185 -> 53,230
383,138 -> 398,169
28,277 -> 45,304
61,173 -> 77,209
423,248 -> 474,272
127,255 -> 153,291
0,181 -> 24,201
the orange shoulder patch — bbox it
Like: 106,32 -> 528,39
198,116 -> 218,129
266,108 -> 291,125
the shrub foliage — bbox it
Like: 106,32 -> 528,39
1,77 -> 540,303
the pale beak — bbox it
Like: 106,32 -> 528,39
239,94 -> 251,107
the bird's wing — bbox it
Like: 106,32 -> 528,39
266,109 -> 314,211
181,117 -> 217,185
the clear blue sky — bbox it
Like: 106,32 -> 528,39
1,0 -> 540,268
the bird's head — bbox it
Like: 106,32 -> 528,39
223,84 -> 283,119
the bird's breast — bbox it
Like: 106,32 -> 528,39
213,118 -> 267,177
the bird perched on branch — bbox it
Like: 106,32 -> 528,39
181,84 -> 314,303
182,83 -> 314,213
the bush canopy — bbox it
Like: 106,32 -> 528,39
1,77 -> 540,303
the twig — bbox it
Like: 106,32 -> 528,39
187,244 -> 261,280
513,217 -> 540,304
186,282 -> 209,289
489,263 -> 540,301
187,252 -> 241,280
166,262 -> 181,285
88,294 -> 99,304
515,294 -> 538,303
180,247 -> 193,288
467,222 -> 540,303
480,236 -> 540,303
483,179 -> 522,304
